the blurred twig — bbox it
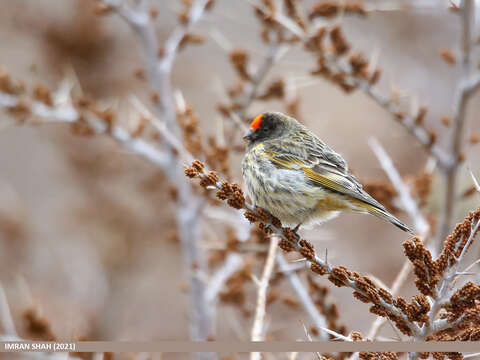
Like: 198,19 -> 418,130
0,284 -> 17,337
260,2 -> 456,170
250,235 -> 278,360
100,0 -> 215,349
369,138 -> 429,236
276,254 -> 329,340
436,0 -> 480,255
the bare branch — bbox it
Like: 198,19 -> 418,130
436,0 -> 478,255
369,137 -> 429,236
276,254 -> 329,340
206,254 -> 243,304
468,167 -> 480,193
0,285 -> 17,337
250,236 -> 278,360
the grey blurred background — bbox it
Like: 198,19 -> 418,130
0,0 -> 479,349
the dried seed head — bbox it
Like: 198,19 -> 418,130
191,160 -> 205,172
469,133 -> 480,144
330,26 -> 350,55
310,262 -> 327,275
415,106 -> 428,125
369,68 -> 381,86
278,239 -> 295,252
230,50 -> 251,81
440,48 -> 456,65
149,7 -> 159,19
349,53 -> 369,77
185,167 -> 199,178
33,84 -> 52,106
94,3 -> 114,16
441,116 -> 452,127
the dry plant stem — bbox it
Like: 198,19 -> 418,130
268,8 -> 456,169
250,236 -> 278,360
2,90 -> 215,352
102,0 -> 209,131
206,254 -> 243,304
102,0 -> 159,92
0,284 -> 17,337
102,0 -> 216,347
356,82 -> 454,169
436,0 -> 479,255
238,44 -> 290,120
276,254 -> 329,340
158,0 -> 211,131
369,138 -> 429,236
251,237 -> 278,337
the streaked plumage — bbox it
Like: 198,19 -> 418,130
241,112 -> 412,233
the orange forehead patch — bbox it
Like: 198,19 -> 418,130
250,114 -> 263,130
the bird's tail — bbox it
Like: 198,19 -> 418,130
362,204 -> 414,234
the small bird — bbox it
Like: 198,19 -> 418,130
241,111 -> 412,234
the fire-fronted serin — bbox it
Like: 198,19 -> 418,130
242,111 -> 412,234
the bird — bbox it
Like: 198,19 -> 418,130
241,111 -> 413,234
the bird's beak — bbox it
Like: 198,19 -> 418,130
243,129 -> 254,141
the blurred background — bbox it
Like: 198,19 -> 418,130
0,0 -> 479,353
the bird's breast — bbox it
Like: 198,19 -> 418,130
242,144 -> 321,220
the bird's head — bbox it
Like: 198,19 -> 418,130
243,112 -> 299,144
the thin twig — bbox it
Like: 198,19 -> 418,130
436,0 -> 478,255
369,137 -> 429,236
253,1 -> 455,169
468,167 -> 480,193
276,254 -> 329,340
101,0 -> 215,348
0,284 -> 17,337
238,44 -> 291,120
250,236 -> 278,360
206,254 -> 243,303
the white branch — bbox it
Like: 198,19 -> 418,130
369,137 -> 429,236
276,254 -> 329,340
250,236 -> 278,360
206,254 -> 243,303
436,0 -> 478,255
0,285 -> 17,337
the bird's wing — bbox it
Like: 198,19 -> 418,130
263,140 -> 386,211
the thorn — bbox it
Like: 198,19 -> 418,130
251,274 -> 261,287
467,166 -> 480,192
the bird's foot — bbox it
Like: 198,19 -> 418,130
292,223 -> 302,243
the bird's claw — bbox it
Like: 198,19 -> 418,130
292,223 -> 302,242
